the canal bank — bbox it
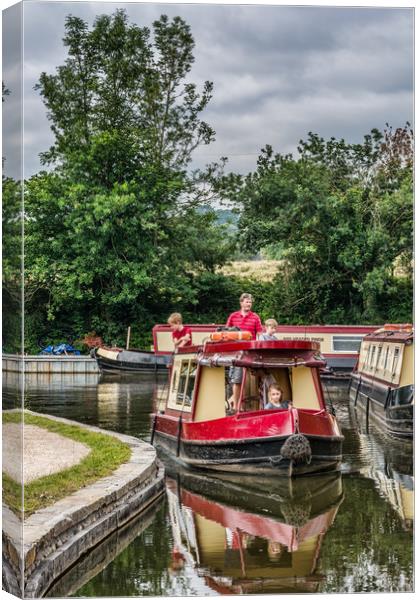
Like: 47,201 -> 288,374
2,353 -> 99,374
2,410 -> 165,598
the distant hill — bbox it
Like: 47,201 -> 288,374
214,209 -> 239,226
198,206 -> 239,228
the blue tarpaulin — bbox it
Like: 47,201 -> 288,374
39,343 -> 80,355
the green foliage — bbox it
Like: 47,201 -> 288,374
5,9 -> 413,348
3,411 -> 131,517
23,10 -> 234,351
220,125 -> 413,324
2,176 -> 22,352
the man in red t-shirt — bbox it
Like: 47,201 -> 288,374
226,293 -> 263,339
167,313 -> 192,352
226,293 -> 262,412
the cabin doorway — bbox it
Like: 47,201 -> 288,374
239,368 -> 292,412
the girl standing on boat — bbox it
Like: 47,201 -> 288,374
167,313 -> 192,352
226,293 -> 263,412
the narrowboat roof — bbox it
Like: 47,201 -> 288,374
177,339 -> 327,369
363,325 -> 413,344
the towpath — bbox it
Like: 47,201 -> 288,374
2,410 -> 165,598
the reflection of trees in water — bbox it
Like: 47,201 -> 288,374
47,497 -> 164,597
70,499 -> 175,598
319,476 -> 413,593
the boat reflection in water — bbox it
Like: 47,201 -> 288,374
352,412 -> 413,531
166,469 -> 344,594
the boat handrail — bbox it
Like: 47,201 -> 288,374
197,353 -> 326,369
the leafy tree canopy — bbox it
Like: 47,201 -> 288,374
23,10 -> 232,350
218,124 -> 413,324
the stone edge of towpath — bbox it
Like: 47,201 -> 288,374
2,409 -> 165,598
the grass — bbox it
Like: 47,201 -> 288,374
217,259 -> 283,282
2,411 -> 131,518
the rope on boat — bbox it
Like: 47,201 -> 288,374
176,416 -> 183,457
150,415 -> 157,445
354,376 -> 362,407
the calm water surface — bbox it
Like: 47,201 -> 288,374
3,372 -> 414,595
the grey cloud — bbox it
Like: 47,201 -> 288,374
2,2 -> 413,179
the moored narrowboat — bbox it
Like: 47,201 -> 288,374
151,335 -> 344,475
349,324 -> 414,438
93,346 -> 170,373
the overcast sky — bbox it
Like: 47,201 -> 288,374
2,1 -> 414,179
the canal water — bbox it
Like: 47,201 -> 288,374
3,371 -> 414,595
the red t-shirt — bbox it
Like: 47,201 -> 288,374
172,326 -> 192,346
226,311 -> 263,340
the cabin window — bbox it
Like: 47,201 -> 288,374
184,363 -> 197,406
176,360 -> 196,407
168,357 -> 196,411
370,346 -> 376,368
360,345 -> 369,370
376,346 -> 382,370
332,335 -> 364,353
365,345 -> 372,370
384,346 -> 389,371
391,347 -> 400,378
170,368 -> 179,396
241,368 -> 292,412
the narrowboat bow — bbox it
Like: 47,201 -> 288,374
152,337 -> 344,475
349,324 -> 414,438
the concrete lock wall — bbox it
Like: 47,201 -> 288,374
2,354 -> 100,374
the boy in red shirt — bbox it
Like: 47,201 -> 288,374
226,293 -> 263,412
167,313 -> 192,352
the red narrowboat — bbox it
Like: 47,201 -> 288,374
151,336 -> 344,475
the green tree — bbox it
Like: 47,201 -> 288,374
2,83 -> 23,353
220,126 -> 413,324
2,176 -> 22,353
25,10 -> 232,349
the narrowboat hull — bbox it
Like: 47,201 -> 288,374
349,375 -> 413,439
153,411 -> 343,476
94,347 -> 171,373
